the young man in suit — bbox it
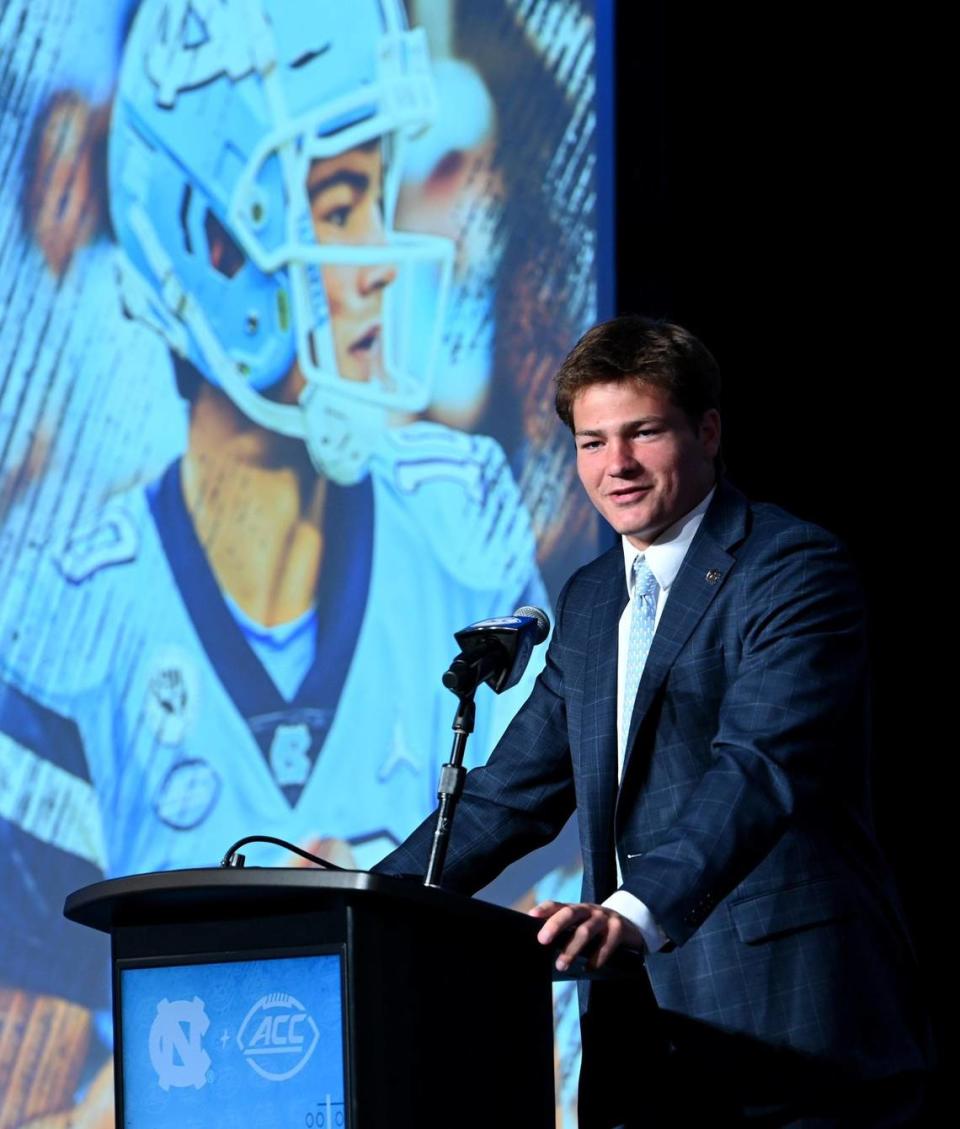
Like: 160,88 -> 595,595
378,314 -> 931,1126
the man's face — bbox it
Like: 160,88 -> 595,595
307,140 -> 396,384
573,379 -> 720,549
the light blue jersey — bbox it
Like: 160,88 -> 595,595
0,421 -> 548,1008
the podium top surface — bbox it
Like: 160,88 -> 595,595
63,866 -> 532,936
64,867 -> 647,982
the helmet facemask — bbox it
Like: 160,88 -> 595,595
110,1 -> 453,484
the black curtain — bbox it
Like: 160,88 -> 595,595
615,2 -> 943,1116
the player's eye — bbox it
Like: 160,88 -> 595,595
322,204 -> 352,228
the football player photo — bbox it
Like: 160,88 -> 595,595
0,2 -> 606,1126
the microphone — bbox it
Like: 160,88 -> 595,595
442,606 -> 551,697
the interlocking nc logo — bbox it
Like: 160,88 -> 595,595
236,992 -> 320,1081
149,997 -> 211,1090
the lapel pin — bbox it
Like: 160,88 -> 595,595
705,569 -> 722,584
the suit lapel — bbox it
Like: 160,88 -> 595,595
620,481 -> 748,782
578,548 -> 627,898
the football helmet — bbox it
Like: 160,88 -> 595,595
109,0 -> 453,483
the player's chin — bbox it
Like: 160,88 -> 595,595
607,507 -> 660,542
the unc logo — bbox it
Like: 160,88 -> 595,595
269,724 -> 312,787
148,996 -> 211,1091
144,1 -> 260,108
236,992 -> 319,1082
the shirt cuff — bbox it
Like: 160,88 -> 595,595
602,889 -> 670,953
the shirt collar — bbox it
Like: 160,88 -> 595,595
621,486 -> 716,596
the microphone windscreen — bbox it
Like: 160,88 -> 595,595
513,605 -> 551,643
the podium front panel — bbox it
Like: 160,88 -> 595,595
117,949 -> 348,1128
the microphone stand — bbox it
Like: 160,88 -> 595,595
423,689 -> 476,888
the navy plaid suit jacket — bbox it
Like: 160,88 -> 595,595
379,479 -> 930,1115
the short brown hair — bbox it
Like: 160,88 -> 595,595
555,315 -> 722,432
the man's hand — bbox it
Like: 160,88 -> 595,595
528,900 -> 645,972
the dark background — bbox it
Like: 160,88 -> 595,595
615,0 -> 943,1108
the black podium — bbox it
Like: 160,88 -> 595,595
65,868 -> 555,1128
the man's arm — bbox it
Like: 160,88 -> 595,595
375,581 -> 577,891
377,567 -> 651,968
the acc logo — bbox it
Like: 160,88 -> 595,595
236,992 -> 319,1081
149,996 -> 211,1091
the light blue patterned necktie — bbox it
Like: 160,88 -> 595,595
621,555 -> 660,760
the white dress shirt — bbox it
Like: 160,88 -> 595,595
602,487 -> 715,952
